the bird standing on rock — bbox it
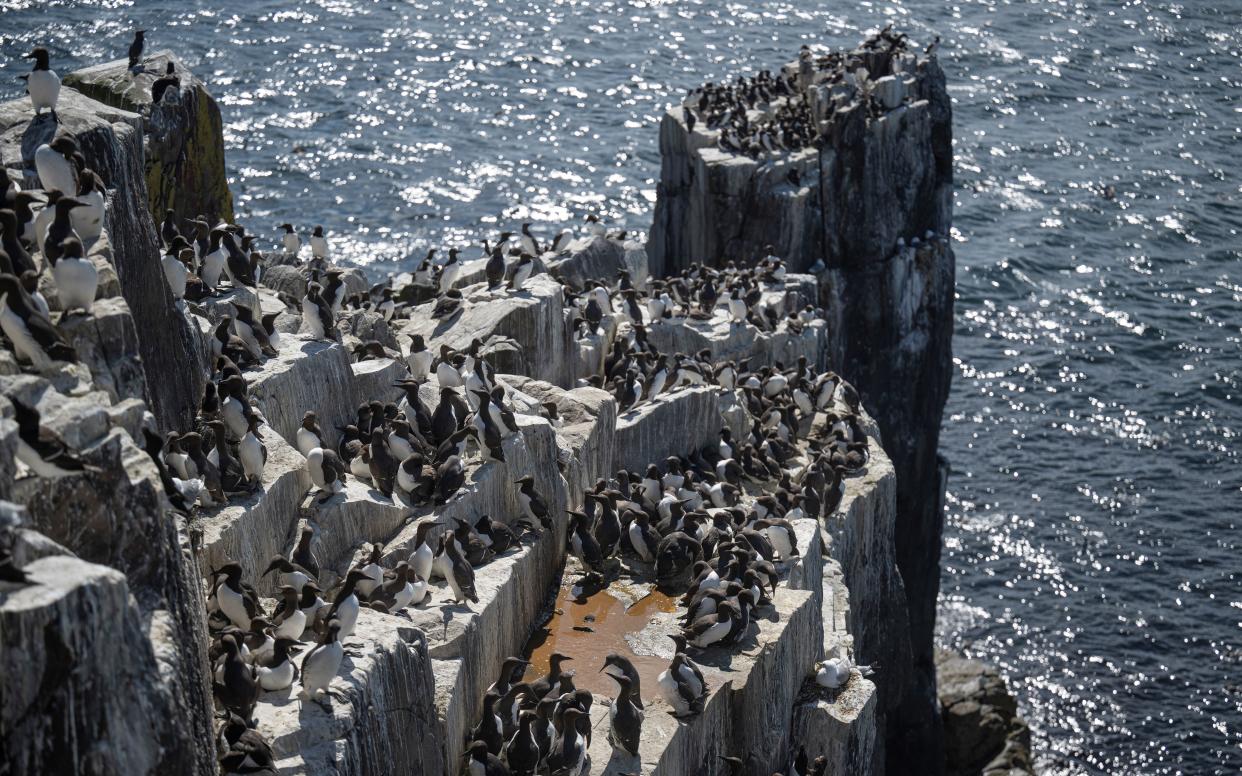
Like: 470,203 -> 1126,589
47,235 -> 97,316
24,47 -> 60,120
127,30 -> 146,71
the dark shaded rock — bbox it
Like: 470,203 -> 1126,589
0,555 -> 175,776
64,50 -> 235,224
936,650 -> 1034,776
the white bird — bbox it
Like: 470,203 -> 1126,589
48,236 -> 97,315
24,48 -> 61,118
310,225 -> 329,260
280,223 -> 300,258
814,649 -> 873,690
299,622 -> 344,701
161,250 -> 189,300
34,142 -> 76,196
238,416 -> 267,483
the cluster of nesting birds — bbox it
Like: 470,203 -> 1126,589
202,462 -> 556,724
562,254 -> 822,413
681,68 -> 818,160
1,38 -> 189,375
460,361 -> 872,775
679,26 -> 933,162
460,647 -> 689,775
1,135 -> 106,369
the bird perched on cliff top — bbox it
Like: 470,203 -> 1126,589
126,30 -> 146,72
310,225 -> 329,260
151,61 -> 180,104
508,253 -> 534,292
279,223 -> 300,259
23,47 -> 60,120
814,647 -> 873,690
299,619 -> 344,702
301,282 -> 336,340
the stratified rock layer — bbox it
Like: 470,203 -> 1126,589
649,39 -> 956,771
0,87 -> 208,430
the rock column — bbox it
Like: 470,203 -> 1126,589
649,35 -> 956,773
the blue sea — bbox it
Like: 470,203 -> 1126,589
3,1 -> 1239,772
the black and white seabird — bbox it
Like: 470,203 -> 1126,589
514,475 -> 551,532
606,672 -> 643,756
35,137 -> 78,198
302,282 -> 336,340
279,223 -> 300,258
126,30 -> 146,71
462,740 -> 509,776
310,225 -> 329,260
237,413 -> 267,485
24,47 -> 60,120
601,653 -> 643,709
508,254 -> 534,292
11,398 -> 95,478
0,273 -> 77,366
306,446 -> 347,500
299,619 -> 344,701
442,533 -> 478,604
255,637 -> 299,692
151,61 -> 180,103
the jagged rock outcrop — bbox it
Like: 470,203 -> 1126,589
0,88 -> 209,430
0,378 -> 216,776
648,35 -> 955,771
1,84 -> 221,775
2,31 -> 959,776
65,51 -> 235,224
936,651 -> 1033,776
1,556 -> 181,775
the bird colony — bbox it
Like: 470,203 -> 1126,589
3,36 -> 886,776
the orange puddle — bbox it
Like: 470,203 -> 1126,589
523,581 -> 677,702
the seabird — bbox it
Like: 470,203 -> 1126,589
151,62 -> 180,103
0,273 -> 77,366
126,30 -> 146,71
280,223 -> 300,258
310,225 -> 329,260
24,47 -> 60,120
299,619 -> 344,701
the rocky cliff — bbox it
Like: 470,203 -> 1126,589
649,32 -> 956,772
2,29 -> 959,776
64,50 -> 235,225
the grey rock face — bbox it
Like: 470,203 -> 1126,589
0,88 -> 208,430
3,380 -> 215,776
0,556 -> 171,776
648,38 -> 956,771
545,234 -> 649,291
64,50 -> 235,224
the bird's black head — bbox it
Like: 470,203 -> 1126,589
24,48 -> 51,69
